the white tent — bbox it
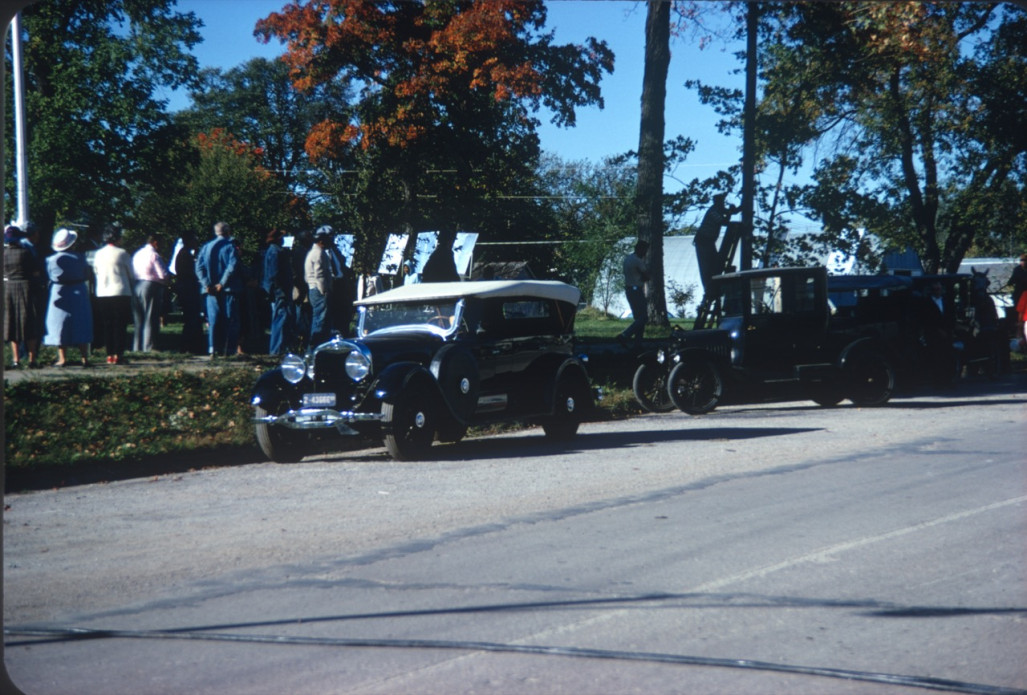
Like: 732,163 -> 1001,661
599,235 -> 737,319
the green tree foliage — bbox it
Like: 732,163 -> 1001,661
255,0 -> 613,275
685,3 -> 1026,272
538,154 -> 637,306
179,129 -> 292,256
763,2 -> 1026,272
538,137 -> 708,315
4,0 -> 202,237
180,57 -> 354,229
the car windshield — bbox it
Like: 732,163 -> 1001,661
358,300 -> 463,337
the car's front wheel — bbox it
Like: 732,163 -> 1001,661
381,384 -> 437,461
667,357 -> 723,415
254,404 -> 308,463
845,351 -> 895,407
632,362 -> 675,413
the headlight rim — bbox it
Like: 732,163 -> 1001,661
344,348 -> 372,382
280,353 -> 307,384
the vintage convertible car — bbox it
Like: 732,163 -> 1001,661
252,280 -> 595,462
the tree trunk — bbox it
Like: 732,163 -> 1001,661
636,0 -> 671,327
889,69 -> 940,273
740,0 -> 758,271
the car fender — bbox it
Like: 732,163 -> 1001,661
837,336 -> 887,368
634,348 -> 665,367
672,346 -> 727,369
547,358 -> 593,413
371,362 -> 466,427
669,346 -> 734,388
251,369 -> 309,411
372,362 -> 437,403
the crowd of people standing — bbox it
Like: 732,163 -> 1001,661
3,220 -> 359,368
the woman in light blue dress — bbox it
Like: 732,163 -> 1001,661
43,228 -> 93,367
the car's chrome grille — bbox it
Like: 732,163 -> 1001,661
313,348 -> 352,390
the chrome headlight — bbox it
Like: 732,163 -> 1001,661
656,349 -> 666,364
280,353 -> 307,384
344,349 -> 371,381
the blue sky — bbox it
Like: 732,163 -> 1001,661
168,0 -> 755,214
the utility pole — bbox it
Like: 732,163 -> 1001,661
740,1 -> 758,271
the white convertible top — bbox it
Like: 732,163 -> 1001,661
354,280 -> 581,307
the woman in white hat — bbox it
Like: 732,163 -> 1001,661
43,228 -> 93,367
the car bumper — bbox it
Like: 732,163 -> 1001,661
254,407 -> 384,433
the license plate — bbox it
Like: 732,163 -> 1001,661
302,392 -> 337,407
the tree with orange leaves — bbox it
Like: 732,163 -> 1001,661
256,0 -> 612,273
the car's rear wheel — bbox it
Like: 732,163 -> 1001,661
668,357 -> 722,415
632,362 -> 675,413
254,404 -> 307,463
382,384 -> 437,460
846,351 -> 895,407
543,372 -> 588,440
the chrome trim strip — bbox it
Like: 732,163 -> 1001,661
254,407 -> 385,430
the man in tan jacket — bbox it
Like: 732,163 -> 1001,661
304,228 -> 332,346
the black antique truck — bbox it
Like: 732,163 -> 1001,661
632,267 -> 908,414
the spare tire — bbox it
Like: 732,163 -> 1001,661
430,346 -> 480,421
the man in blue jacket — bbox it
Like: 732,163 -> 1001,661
262,229 -> 294,355
195,221 -> 242,357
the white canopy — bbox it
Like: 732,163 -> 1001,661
355,280 -> 581,307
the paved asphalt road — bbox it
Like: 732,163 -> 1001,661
3,380 -> 1026,695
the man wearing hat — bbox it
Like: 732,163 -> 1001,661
195,221 -> 243,357
304,227 -> 333,346
694,192 -> 740,292
262,229 -> 294,355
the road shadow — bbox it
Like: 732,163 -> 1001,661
721,394 -> 1027,414
326,425 -> 823,465
4,444 -> 265,494
10,590 -> 1025,644
437,425 -> 821,464
882,396 -> 1027,410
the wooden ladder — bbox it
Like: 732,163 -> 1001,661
694,222 -> 743,330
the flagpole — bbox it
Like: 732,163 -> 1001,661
12,12 -> 29,228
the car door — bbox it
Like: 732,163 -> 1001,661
470,297 -> 557,417
742,273 -> 829,378
468,298 -> 517,415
